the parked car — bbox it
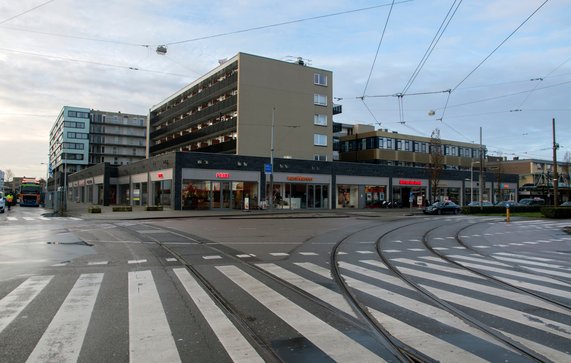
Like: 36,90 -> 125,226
0,192 -> 5,213
519,198 -> 545,206
560,201 -> 571,207
467,201 -> 494,207
424,201 -> 461,215
496,200 -> 519,208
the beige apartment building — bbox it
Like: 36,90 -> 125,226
148,53 -> 336,161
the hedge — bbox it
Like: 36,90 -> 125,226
541,207 -> 571,219
112,205 -> 133,212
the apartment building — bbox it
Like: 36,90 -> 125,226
149,53 -> 337,161
338,125 -> 484,170
89,110 -> 147,165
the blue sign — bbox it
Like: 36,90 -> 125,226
264,163 -> 272,174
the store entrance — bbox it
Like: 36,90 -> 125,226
212,181 -> 231,208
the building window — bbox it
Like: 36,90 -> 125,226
314,134 -> 327,146
314,154 -> 327,161
314,94 -> 327,106
314,114 -> 327,126
314,73 -> 328,86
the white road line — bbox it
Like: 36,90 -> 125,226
216,265 -> 385,362
88,261 -> 109,266
269,253 -> 289,256
173,268 -> 263,363
299,252 -> 318,256
298,262 -> 498,361
256,263 -> 357,318
7,217 -> 17,221
128,259 -> 147,264
203,255 -> 222,260
0,275 -> 53,334
492,255 -> 567,269
356,251 -> 374,254
26,273 -> 103,363
384,259 -> 571,316
165,258 -> 178,262
23,217 -> 35,221
128,270 -> 181,363
493,252 -> 560,263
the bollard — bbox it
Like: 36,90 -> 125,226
506,206 -> 510,223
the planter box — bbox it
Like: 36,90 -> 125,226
112,206 -> 132,212
88,206 -> 101,213
145,206 -> 163,211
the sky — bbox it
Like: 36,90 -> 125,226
0,0 -> 569,180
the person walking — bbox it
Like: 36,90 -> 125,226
6,193 -> 13,211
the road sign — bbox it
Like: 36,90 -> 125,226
264,163 -> 272,174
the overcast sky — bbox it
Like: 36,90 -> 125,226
0,0 -> 569,179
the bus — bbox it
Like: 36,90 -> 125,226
19,178 -> 42,207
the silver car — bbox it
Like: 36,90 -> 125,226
0,192 -> 5,213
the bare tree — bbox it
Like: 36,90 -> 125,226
428,129 -> 444,203
5,169 -> 14,182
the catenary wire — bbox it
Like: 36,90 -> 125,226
401,0 -> 462,95
0,0 -> 56,26
516,55 -> 571,108
165,0 -> 412,46
362,0 -> 396,97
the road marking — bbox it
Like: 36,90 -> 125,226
173,268 -> 264,363
27,273 -> 103,363
88,261 -> 109,265
129,270 -> 180,363
236,254 -> 252,258
128,259 -> 147,264
0,275 -> 53,334
299,262 -> 495,361
165,258 -> 177,262
356,250 -> 374,254
203,255 -> 222,260
256,263 -> 357,318
217,265 -> 385,362
299,252 -> 318,256
7,217 -> 17,221
269,252 -> 289,257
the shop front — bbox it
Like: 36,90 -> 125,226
336,175 -> 389,209
270,174 -> 331,209
392,178 -> 428,208
181,169 -> 259,210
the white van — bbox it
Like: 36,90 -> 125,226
0,192 -> 5,213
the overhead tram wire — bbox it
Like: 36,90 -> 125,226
0,0 -> 56,26
0,47 -> 192,78
516,55 -> 571,109
401,0 -> 463,95
362,0 -> 396,98
164,0 -> 412,46
451,0 -> 550,92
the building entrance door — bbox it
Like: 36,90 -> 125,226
212,182 -> 231,208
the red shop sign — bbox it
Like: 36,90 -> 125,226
399,180 -> 421,185
216,172 -> 230,179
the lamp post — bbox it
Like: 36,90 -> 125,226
269,107 -> 275,210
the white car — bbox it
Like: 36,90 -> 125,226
0,192 -> 5,213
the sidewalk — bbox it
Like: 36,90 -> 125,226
60,203 -> 424,220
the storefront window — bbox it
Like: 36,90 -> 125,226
154,180 -> 171,206
365,185 -> 386,208
337,185 -> 359,208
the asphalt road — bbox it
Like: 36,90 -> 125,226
0,206 -> 570,362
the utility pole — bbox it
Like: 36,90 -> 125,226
552,118 -> 559,206
269,107 -> 275,210
479,127 -> 484,210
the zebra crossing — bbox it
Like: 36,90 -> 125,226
3,216 -> 83,221
1,251 -> 570,362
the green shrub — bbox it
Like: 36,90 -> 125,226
541,207 -> 571,219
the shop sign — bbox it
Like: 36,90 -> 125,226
216,172 -> 231,179
399,180 -> 422,185
503,184 -> 510,189
157,172 -> 164,179
287,176 -> 313,181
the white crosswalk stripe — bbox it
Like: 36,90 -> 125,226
27,273 -> 103,362
128,270 -> 181,363
1,251 -> 570,363
2,217 -> 83,221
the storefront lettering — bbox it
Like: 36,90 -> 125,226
287,176 -> 313,181
399,180 -> 421,185
216,172 -> 230,179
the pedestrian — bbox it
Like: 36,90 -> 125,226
6,193 -> 13,211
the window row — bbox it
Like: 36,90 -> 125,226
67,132 -> 89,139
63,142 -> 84,150
67,110 -> 89,118
342,137 -> 482,157
64,121 -> 85,129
